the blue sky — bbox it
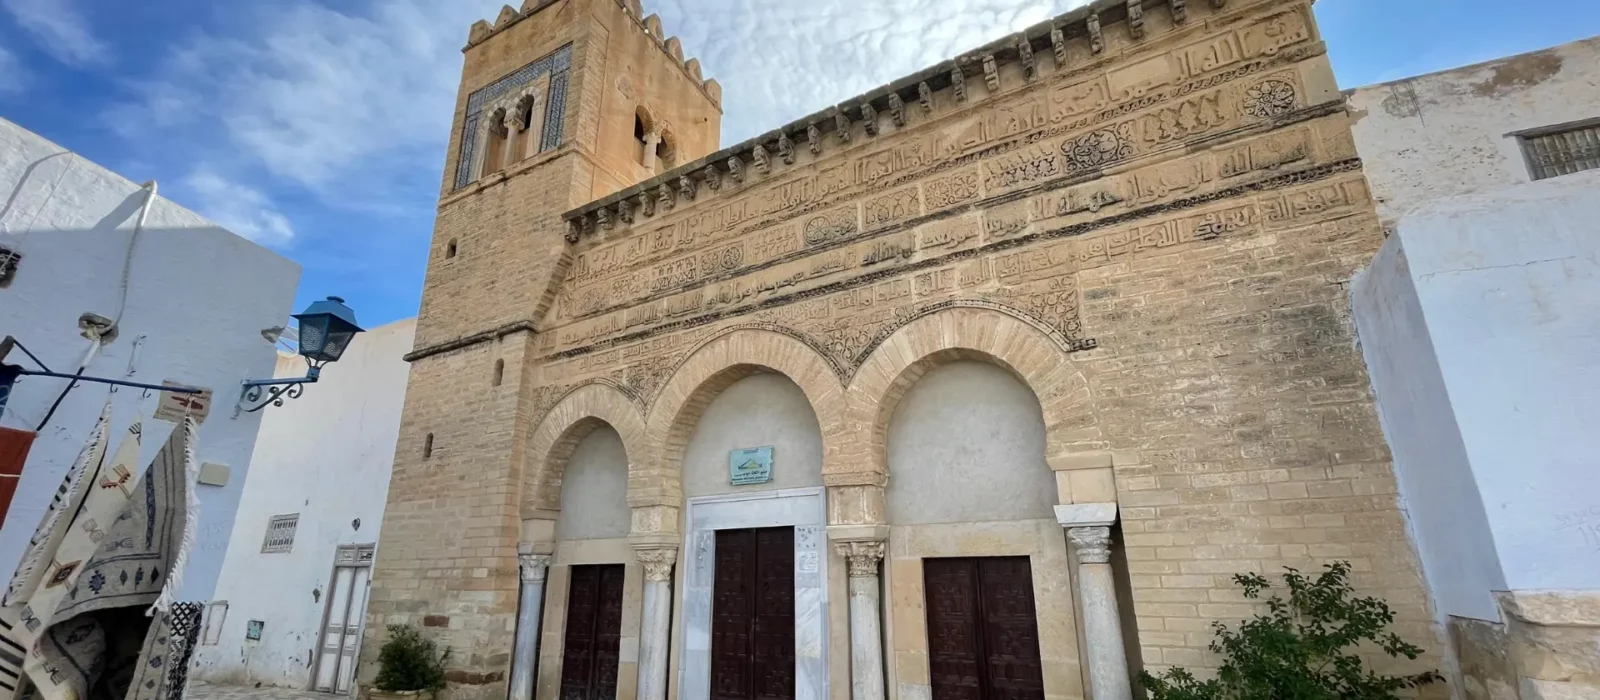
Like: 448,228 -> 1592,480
2,0 -> 1597,328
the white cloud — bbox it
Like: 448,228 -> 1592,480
1,0 -> 107,66
183,169 -> 297,247
113,0 -> 1089,221
0,45 -> 23,94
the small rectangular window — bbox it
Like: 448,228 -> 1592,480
202,602 -> 228,645
1517,118 -> 1600,181
261,513 -> 300,553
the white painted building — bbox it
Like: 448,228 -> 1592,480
1349,38 -> 1600,700
192,318 -> 415,692
0,117 -> 301,602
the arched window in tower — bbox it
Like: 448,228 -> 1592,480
492,359 -> 505,387
634,106 -> 660,170
511,95 -> 538,164
655,131 -> 677,171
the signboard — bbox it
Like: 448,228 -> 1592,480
728,446 -> 773,486
155,381 -> 213,425
246,619 -> 264,641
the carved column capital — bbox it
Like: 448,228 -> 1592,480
635,547 -> 678,582
518,553 -> 552,583
834,540 -> 886,579
1067,526 -> 1112,565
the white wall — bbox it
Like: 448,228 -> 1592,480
1349,36 -> 1600,229
554,425 -> 631,541
0,118 -> 300,602
681,373 -> 823,499
886,361 -> 1055,525
191,318 -> 414,687
1351,238 -> 1506,621
1353,171 -> 1600,620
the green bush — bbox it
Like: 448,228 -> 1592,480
1140,561 -> 1442,700
374,624 -> 451,693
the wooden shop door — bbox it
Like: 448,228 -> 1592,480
923,557 -> 1046,700
710,527 -> 795,700
559,564 -> 626,700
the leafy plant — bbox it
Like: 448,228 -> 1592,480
374,624 -> 451,693
1140,561 -> 1442,700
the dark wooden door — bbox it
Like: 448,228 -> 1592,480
710,527 -> 795,700
559,564 -> 625,700
924,558 -> 1045,700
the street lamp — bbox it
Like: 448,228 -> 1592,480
237,296 -> 365,414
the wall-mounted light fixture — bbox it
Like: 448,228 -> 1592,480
236,297 -> 365,415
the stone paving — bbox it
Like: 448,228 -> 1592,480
188,682 -> 348,700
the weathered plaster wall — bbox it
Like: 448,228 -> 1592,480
1352,240 -> 1505,621
680,374 -> 824,499
0,117 -> 300,602
886,361 -> 1055,525
1348,36 -> 1600,229
191,318 -> 415,688
554,425 -> 632,541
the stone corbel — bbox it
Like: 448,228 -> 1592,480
1127,0 -> 1145,40
727,155 -> 745,182
1087,12 -> 1105,54
637,192 -> 655,218
565,219 -> 582,243
752,144 -> 771,173
597,206 -> 614,230
1212,0 -> 1227,8
656,183 -> 676,212
1171,0 -> 1188,24
1051,27 -> 1068,66
860,103 -> 879,136
678,175 -> 697,202
951,67 -> 968,103
834,112 -> 853,143
777,132 -> 796,164
1018,36 -> 1037,81
982,54 -> 1000,93
618,197 -> 635,224
918,82 -> 934,113
807,123 -> 823,155
887,94 -> 906,128
702,165 -> 721,191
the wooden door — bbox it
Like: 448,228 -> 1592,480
924,558 -> 1045,700
559,564 -> 625,700
710,527 -> 795,700
313,544 -> 375,694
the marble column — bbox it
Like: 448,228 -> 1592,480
501,111 -> 523,169
837,541 -> 887,700
641,131 -> 662,171
510,550 -> 551,700
1067,525 -> 1132,700
635,547 -> 677,700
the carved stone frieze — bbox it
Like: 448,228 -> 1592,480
1242,78 -> 1297,119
